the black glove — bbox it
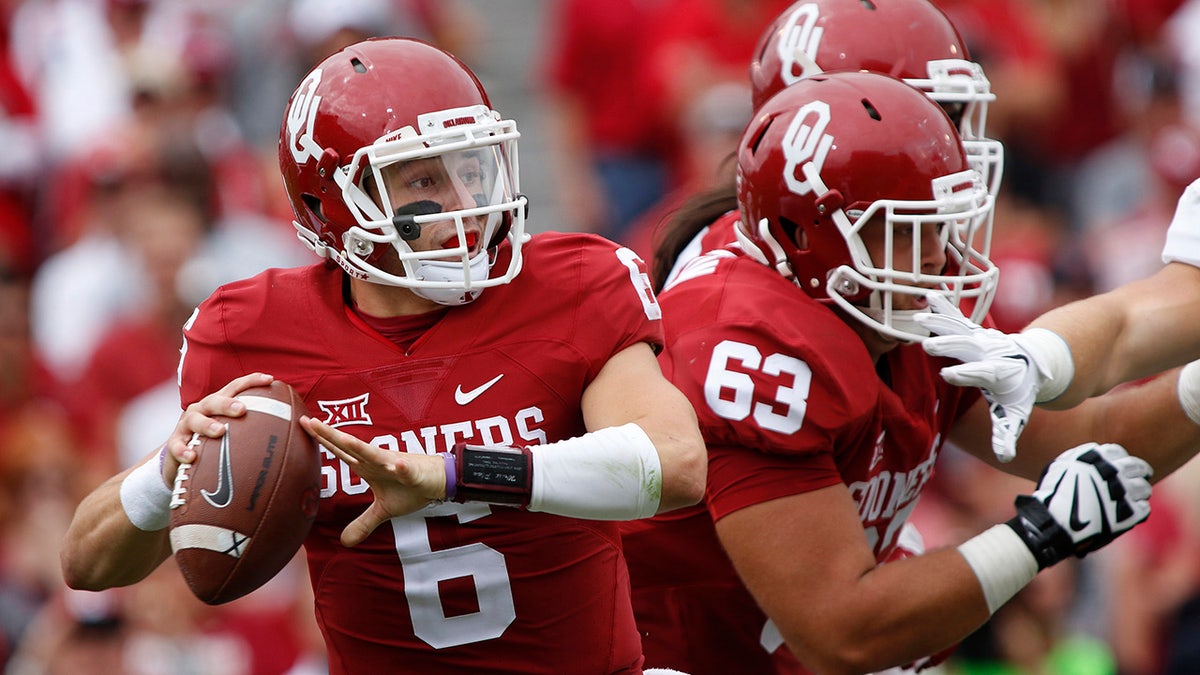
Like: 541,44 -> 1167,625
1006,442 -> 1152,569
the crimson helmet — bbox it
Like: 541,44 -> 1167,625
735,71 -> 997,342
279,37 -> 527,305
749,0 -> 1002,198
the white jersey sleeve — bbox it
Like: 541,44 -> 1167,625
1163,178 -> 1200,267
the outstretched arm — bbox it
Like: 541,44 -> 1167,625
919,261 -> 1200,462
61,372 -> 276,591
1029,261 -> 1200,407
1041,175 -> 1200,400
948,361 -> 1200,485
716,443 -> 1150,675
304,341 -> 707,546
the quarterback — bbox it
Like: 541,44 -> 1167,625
61,37 -> 705,674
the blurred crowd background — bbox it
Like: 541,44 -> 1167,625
1,0 -> 1199,673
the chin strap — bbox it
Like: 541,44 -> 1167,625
294,222 -> 331,258
409,253 -> 491,305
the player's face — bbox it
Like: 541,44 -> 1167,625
859,216 -> 947,311
378,150 -> 490,255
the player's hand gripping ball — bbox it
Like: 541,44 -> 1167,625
168,380 -> 320,604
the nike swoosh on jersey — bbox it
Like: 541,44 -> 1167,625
201,425 -> 234,508
454,374 -> 505,405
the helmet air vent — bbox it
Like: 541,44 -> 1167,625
861,99 -> 882,121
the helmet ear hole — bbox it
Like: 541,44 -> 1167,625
301,194 -> 327,223
781,217 -> 809,252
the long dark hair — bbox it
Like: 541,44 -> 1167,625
650,183 -> 738,292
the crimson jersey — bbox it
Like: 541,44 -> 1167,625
624,247 -> 980,675
179,232 -> 663,675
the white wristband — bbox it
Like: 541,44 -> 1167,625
957,524 -> 1039,614
1019,328 -> 1075,403
1179,360 -> 1200,426
527,423 -> 663,520
119,448 -> 173,531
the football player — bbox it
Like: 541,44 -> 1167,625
629,0 -> 1000,668
60,37 -> 706,674
628,69 -> 1200,675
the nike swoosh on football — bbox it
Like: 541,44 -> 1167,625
1068,476 -> 1091,531
201,425 -> 234,508
455,374 -> 504,405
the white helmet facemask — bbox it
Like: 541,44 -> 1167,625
325,104 -> 529,305
824,170 -> 998,343
910,60 -> 1004,199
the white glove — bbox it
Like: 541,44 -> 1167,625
1007,442 -> 1152,569
914,294 -> 1073,463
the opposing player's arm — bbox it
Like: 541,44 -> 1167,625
949,363 -> 1200,483
579,340 -> 707,513
61,372 -> 275,590
921,180 -> 1200,462
1029,178 -> 1200,406
1029,261 -> 1200,408
716,443 -> 1150,675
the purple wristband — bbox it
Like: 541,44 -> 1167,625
443,452 -> 457,501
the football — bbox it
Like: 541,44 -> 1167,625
168,380 -> 321,605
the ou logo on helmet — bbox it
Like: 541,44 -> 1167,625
777,3 -> 823,84
782,100 -> 834,197
286,68 -> 324,166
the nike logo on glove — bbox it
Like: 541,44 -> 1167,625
201,425 -> 234,509
1068,476 -> 1091,531
455,374 -> 504,405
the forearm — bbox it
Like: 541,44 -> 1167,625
62,372 -> 278,580
1009,363 -> 1200,482
1030,263 -> 1200,408
580,342 -> 707,512
1089,365 -> 1200,481
788,549 -> 993,675
617,393 -> 707,513
430,342 -> 706,519
61,463 -> 174,590
718,493 -> 993,675
723,446 -> 1149,675
449,415 -> 704,520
